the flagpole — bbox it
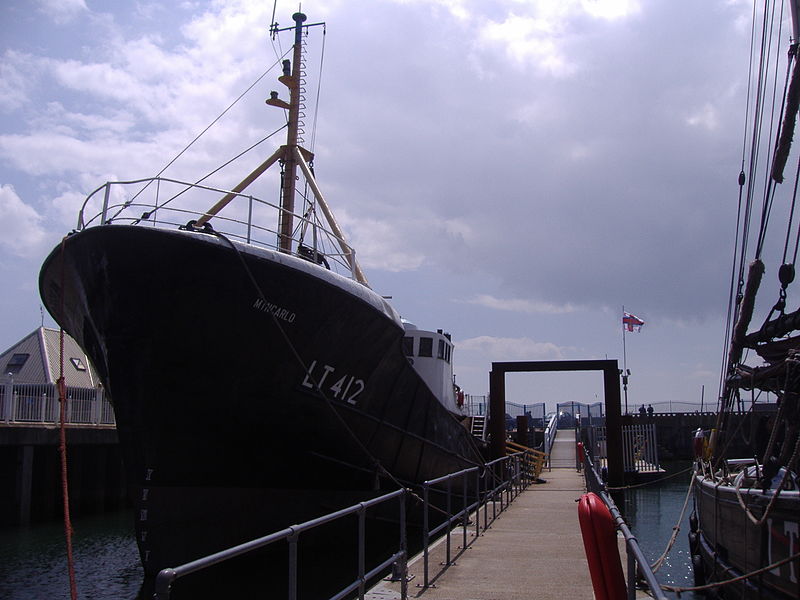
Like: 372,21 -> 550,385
621,305 -> 629,415
622,305 -> 628,373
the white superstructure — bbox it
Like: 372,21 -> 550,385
402,320 -> 466,416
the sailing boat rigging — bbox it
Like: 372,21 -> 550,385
689,2 -> 800,598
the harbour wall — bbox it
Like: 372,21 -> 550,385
613,411 -> 773,460
0,425 -> 128,527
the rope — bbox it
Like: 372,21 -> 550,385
57,237 -> 78,600
605,466 -> 693,491
661,551 -> 800,594
735,429 -> 800,526
649,475 -> 693,573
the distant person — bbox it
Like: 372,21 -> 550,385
647,404 -> 654,416
639,405 -> 646,417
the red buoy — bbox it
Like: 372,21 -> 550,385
577,492 -> 626,600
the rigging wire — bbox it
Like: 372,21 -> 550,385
107,48 -> 293,223
782,152 -> 800,263
130,124 -> 288,224
722,0 -> 789,416
752,0 -> 784,261
721,1 -> 763,402
721,0 -> 774,417
309,23 -> 326,152
741,0 -> 777,262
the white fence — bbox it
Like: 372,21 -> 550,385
0,382 -> 115,426
591,423 -> 660,473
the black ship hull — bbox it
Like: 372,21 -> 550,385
690,475 -> 799,599
39,225 -> 484,596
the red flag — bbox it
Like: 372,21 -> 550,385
622,312 -> 644,332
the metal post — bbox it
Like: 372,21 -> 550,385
488,368 -> 506,460
475,469 -> 481,538
603,363 -> 625,506
482,469 -> 488,531
400,491 -> 408,600
288,532 -> 299,600
627,540 -> 636,600
246,196 -> 253,243
462,471 -> 468,550
445,477 -> 452,565
101,184 -> 111,224
358,506 -> 365,599
422,484 -> 430,588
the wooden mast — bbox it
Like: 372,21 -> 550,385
193,11 -> 369,286
276,12 -> 307,254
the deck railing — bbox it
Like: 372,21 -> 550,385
77,177 -> 360,281
419,452 -> 530,589
154,488 -> 408,600
153,453 -> 532,600
582,452 -> 668,600
0,382 -> 115,426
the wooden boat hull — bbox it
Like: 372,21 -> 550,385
39,225 -> 484,596
690,474 -> 799,599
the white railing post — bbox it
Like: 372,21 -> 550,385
96,386 -> 105,424
50,384 -> 58,423
93,387 -> 101,424
2,374 -> 13,424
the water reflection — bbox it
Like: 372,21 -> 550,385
0,510 -> 142,600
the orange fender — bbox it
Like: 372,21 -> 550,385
577,492 -> 626,600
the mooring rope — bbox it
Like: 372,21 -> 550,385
661,551 -> 800,594
650,475 -> 693,573
605,466 -> 693,490
57,237 -> 78,600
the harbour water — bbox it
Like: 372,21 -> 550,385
0,509 -> 142,600
624,460 -> 698,599
1,463 -> 698,599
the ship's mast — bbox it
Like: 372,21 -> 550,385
195,12 -> 369,286
277,12 -> 306,253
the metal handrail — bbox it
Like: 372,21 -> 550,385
582,453 -> 669,600
153,488 -> 407,600
76,178 -> 360,280
419,452 -> 530,589
543,413 -> 557,468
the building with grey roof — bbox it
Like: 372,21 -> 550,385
1,327 -> 112,426
1,327 -> 100,387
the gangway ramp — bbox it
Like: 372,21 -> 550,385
548,428 -> 578,469
369,457 -> 597,599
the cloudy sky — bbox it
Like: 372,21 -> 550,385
1,0 -> 795,414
